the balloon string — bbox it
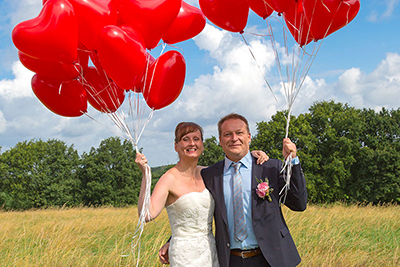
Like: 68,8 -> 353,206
122,163 -> 153,267
75,45 -> 157,267
240,34 -> 278,102
243,30 -> 271,38
83,112 -> 134,143
262,14 -> 325,204
266,18 -> 287,96
80,70 -> 154,152
279,153 -> 292,206
79,73 -> 122,114
134,107 -> 154,151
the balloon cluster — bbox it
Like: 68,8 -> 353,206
12,0 -> 206,117
200,0 -> 360,46
12,0 -> 360,118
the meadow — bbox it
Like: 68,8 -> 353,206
0,204 -> 399,266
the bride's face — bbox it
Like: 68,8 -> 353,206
175,130 -> 204,159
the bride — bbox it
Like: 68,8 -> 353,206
136,122 -> 267,266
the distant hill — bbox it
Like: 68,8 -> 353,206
151,164 -> 175,181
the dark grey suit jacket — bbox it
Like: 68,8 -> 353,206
201,157 -> 307,267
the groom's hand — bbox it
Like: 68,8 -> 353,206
159,242 -> 170,264
282,138 -> 297,159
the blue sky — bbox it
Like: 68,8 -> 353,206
0,0 -> 399,166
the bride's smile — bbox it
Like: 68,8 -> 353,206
175,130 -> 204,158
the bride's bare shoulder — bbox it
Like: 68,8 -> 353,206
158,166 -> 179,183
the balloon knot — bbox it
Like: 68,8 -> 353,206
239,30 -> 244,34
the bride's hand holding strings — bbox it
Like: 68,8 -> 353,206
135,152 -> 148,173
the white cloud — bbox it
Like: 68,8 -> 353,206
382,0 -> 400,19
334,52 -> 400,110
368,0 -> 400,22
0,110 -> 6,133
0,61 -> 34,99
336,67 -> 363,95
9,0 -> 42,26
185,0 -> 199,8
176,24 -> 282,122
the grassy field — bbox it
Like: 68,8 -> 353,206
0,204 -> 399,266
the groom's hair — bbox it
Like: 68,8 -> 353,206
218,113 -> 250,137
174,122 -> 204,143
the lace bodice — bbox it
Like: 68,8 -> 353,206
166,189 -> 219,267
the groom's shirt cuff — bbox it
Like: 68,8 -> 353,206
291,156 -> 300,165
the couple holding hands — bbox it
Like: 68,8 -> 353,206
135,113 -> 307,267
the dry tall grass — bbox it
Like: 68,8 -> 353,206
0,206 -> 170,266
0,204 -> 399,266
287,203 -> 400,267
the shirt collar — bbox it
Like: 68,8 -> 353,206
223,151 -> 252,172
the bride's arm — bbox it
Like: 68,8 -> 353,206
251,150 -> 269,164
136,153 -> 170,222
159,242 -> 170,264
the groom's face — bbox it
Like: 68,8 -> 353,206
219,118 -> 251,162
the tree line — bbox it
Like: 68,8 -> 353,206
1,101 -> 399,210
0,137 -> 142,210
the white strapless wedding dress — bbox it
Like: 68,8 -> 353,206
166,189 -> 219,267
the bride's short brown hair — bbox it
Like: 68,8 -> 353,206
175,122 -> 204,143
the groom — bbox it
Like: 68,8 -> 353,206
161,113 -> 307,267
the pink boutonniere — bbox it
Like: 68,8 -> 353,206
256,177 -> 274,202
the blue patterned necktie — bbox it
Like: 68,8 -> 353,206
232,162 -> 248,242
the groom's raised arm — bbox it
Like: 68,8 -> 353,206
280,138 -> 307,211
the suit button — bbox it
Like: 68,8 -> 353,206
227,243 -> 230,248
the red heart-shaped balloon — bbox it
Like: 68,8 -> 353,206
68,0 -> 118,51
283,0 -> 314,46
199,0 -> 249,33
12,0 -> 78,64
131,53 -> 156,93
32,74 -> 87,117
162,1 -> 206,44
82,66 -> 126,113
250,0 -> 274,19
97,25 -> 147,90
114,0 -> 182,49
143,50 -> 186,110
303,0 -> 360,40
263,0 -> 290,13
19,51 -> 81,82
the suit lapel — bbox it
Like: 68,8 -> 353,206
251,157 -> 263,192
213,161 -> 229,228
251,158 -> 263,215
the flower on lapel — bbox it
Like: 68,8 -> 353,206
256,177 -> 274,202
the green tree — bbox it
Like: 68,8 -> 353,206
349,108 -> 400,203
307,101 -> 364,202
251,101 -> 400,204
78,137 -> 142,206
0,139 -> 81,210
198,136 -> 224,166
